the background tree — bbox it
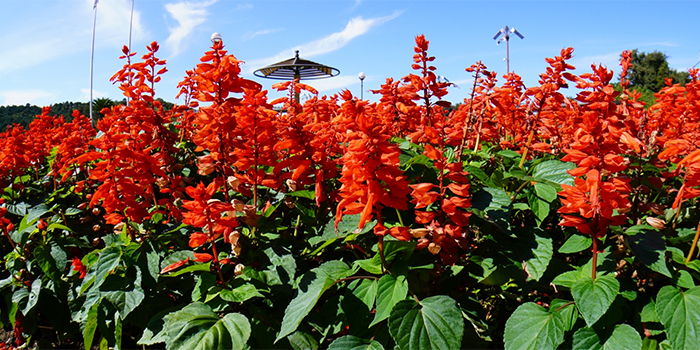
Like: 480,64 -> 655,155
616,49 -> 691,107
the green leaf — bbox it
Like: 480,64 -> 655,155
65,207 -> 83,216
25,279 -> 41,315
286,190 -> 316,200
350,278 -> 378,310
265,247 -> 297,282
504,302 -> 566,350
370,239 -> 416,269
165,303 -> 251,350
100,267 -> 145,319
388,295 -> 464,350
531,160 -> 575,187
559,234 -> 592,254
354,259 -> 383,275
163,262 -> 212,277
18,203 -> 49,232
470,187 -> 512,230
288,331 -> 319,350
515,227 -> 553,281
137,309 -> 174,345
93,247 -> 122,289
370,274 -> 409,327
324,213 -> 376,239
675,270 -> 695,289
572,324 -> 642,350
626,225 -> 671,277
275,261 -> 353,342
34,244 -> 62,282
640,299 -> 660,323
47,223 -> 73,233
655,285 -> 700,350
83,302 -> 100,350
219,282 -> 264,303
550,299 -> 577,332
12,279 -> 41,315
328,335 -> 384,350
571,274 -> 619,327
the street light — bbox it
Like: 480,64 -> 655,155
358,72 -> 366,100
493,25 -> 524,74
211,32 -> 222,45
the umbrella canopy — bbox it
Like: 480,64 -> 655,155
254,50 -> 340,80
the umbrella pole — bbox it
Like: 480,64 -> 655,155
294,71 -> 300,104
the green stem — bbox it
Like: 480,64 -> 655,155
685,220 -> 700,263
591,235 -> 598,280
510,181 -> 530,202
395,209 -> 404,227
378,235 -> 391,275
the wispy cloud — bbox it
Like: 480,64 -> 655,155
164,0 -> 217,57
80,88 -> 107,101
571,53 -> 621,70
305,76 -> 360,94
242,28 -> 284,41
637,42 -> 679,48
243,11 -> 402,74
0,0 -> 145,75
0,90 -> 56,106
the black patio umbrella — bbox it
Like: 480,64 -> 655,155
254,50 -> 339,102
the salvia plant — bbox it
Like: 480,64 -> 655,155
1,35 -> 700,350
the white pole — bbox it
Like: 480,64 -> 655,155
128,0 -> 134,53
127,0 -> 134,107
90,1 -> 98,126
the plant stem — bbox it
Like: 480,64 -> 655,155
685,219 -> 700,263
591,235 -> 598,280
395,208 -> 404,226
378,235 -> 391,275
510,180 -> 530,202
555,301 -> 575,312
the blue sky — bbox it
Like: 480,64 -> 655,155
1,0 -> 699,108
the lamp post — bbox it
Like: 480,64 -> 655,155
211,32 -> 222,45
358,72 -> 365,100
493,25 -> 524,74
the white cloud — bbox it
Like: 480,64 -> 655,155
242,28 -> 284,41
571,53 -> 621,71
637,42 -> 679,48
0,0 -> 145,75
0,90 -> 56,106
244,11 -> 401,74
94,0 -> 147,46
304,76 -> 359,94
80,88 -> 107,101
165,0 -> 217,57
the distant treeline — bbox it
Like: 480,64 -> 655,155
0,98 -> 175,131
0,102 -> 91,131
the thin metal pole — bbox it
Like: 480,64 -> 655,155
294,71 -> 300,103
127,0 -> 134,107
360,80 -> 364,100
90,2 -> 98,126
128,0 -> 134,52
506,35 -> 510,74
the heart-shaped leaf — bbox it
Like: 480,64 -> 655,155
655,285 -> 700,350
328,335 -> 384,350
504,302 -> 566,350
370,274 -> 408,327
572,324 -> 641,350
571,274 -> 619,327
388,295 -> 464,350
165,302 -> 251,350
